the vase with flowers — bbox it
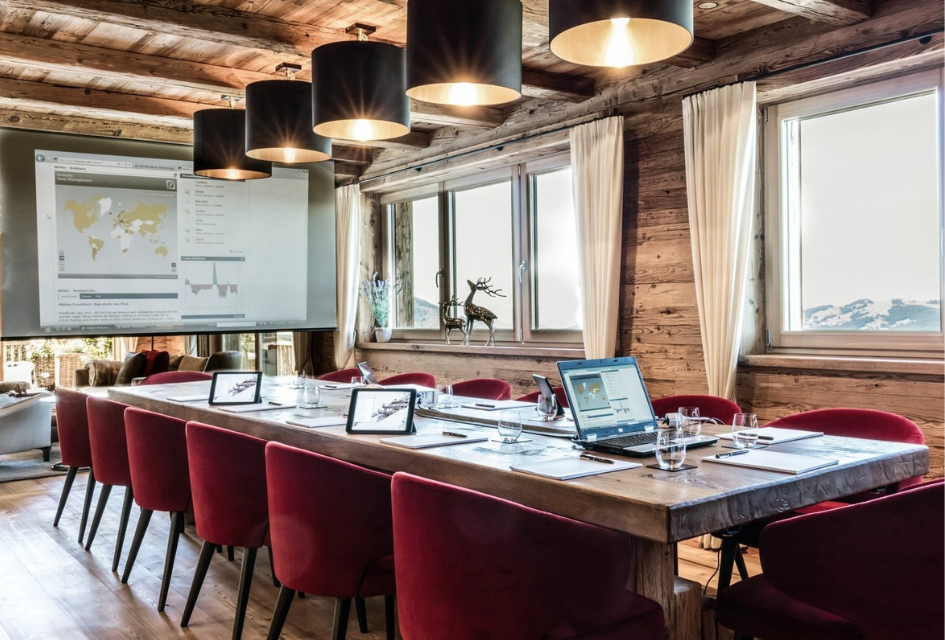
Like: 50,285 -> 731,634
361,273 -> 396,343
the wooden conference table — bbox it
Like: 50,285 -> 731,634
109,379 -> 930,640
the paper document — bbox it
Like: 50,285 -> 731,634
703,449 -> 838,474
166,394 -> 208,402
511,457 -> 641,480
216,403 -> 288,414
717,427 -> 823,445
381,433 -> 489,449
286,416 -> 348,428
459,400 -> 535,411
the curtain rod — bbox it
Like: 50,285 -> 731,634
684,28 -> 944,100
357,112 -> 616,186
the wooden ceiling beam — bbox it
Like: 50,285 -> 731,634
333,161 -> 364,181
521,69 -> 595,102
331,146 -> 375,165
749,0 -> 873,24
0,106 -> 192,143
666,37 -> 717,67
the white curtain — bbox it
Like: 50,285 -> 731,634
334,183 -> 362,370
184,335 -> 198,356
570,116 -> 625,359
112,337 -> 138,360
682,82 -> 757,401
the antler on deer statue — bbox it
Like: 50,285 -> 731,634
463,277 -> 506,346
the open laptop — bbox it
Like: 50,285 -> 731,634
557,357 -> 717,457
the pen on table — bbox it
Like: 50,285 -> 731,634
268,401 -> 283,406
580,453 -> 614,464
716,450 -> 750,458
442,431 -> 468,438
735,431 -> 773,441
475,403 -> 495,408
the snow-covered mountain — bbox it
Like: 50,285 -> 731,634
803,298 -> 941,331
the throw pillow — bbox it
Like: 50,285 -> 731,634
0,381 -> 29,395
87,360 -> 122,387
115,352 -> 147,385
178,355 -> 209,372
168,354 -> 184,371
142,350 -> 170,377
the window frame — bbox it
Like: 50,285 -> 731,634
379,152 -> 582,346
764,69 -> 945,357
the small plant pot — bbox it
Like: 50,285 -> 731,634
374,326 -> 392,343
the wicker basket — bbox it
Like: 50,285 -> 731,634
55,353 -> 85,389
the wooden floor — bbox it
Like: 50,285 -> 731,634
0,472 -> 760,639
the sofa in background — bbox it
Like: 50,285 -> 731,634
0,391 -> 54,460
75,350 -> 244,388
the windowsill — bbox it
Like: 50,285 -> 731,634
356,341 -> 585,359
740,354 -> 944,376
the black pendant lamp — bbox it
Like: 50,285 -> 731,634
312,24 -> 410,142
406,0 -> 522,107
549,0 -> 693,68
245,63 -> 332,163
194,99 -> 271,180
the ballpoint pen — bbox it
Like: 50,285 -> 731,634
268,401 -> 282,406
442,431 -> 468,438
475,403 -> 495,408
716,450 -> 750,458
580,453 -> 614,464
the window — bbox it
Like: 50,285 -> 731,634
383,155 -> 581,344
765,70 -> 944,355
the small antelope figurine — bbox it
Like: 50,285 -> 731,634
440,295 -> 467,345
463,277 -> 506,346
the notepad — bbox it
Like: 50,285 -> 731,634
166,394 -> 208,402
459,400 -> 535,411
286,416 -> 348,428
380,433 -> 490,449
510,457 -> 641,480
718,427 -> 823,445
216,403 -> 288,414
703,450 -> 839,475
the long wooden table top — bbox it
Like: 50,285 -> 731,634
109,380 -> 930,545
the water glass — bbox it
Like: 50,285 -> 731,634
437,384 -> 454,408
536,394 -> 557,421
287,373 -> 304,389
678,406 -> 701,438
732,413 -> 760,449
655,427 -> 687,470
350,376 -> 364,387
496,411 -> 523,443
300,380 -> 321,409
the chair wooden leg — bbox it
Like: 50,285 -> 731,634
268,546 -> 281,587
734,545 -> 750,580
112,487 -> 134,572
227,545 -> 235,561
41,446 -> 51,462
717,537 -> 738,592
78,470 -> 96,544
181,539 -> 216,627
331,598 -> 352,640
121,508 -> 153,584
53,466 -> 78,527
232,546 -> 258,640
384,595 -> 395,640
265,585 -> 296,640
158,512 -> 185,612
84,484 -> 112,550
355,597 -> 368,632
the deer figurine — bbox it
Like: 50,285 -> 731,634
440,295 -> 467,345
463,277 -> 506,346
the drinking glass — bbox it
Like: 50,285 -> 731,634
655,427 -> 687,470
287,373 -> 304,389
678,406 -> 701,438
732,413 -> 760,449
496,411 -> 523,443
437,384 -> 454,408
350,376 -> 364,388
300,379 -> 321,409
536,394 -> 557,421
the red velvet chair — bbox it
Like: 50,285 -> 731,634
516,386 -> 570,408
451,378 -> 512,401
379,372 -> 436,388
391,472 -> 664,640
139,371 -> 212,385
716,480 -> 944,640
181,422 -> 270,640
53,388 -> 97,544
84,396 -> 134,572
716,408 -> 927,591
650,394 -> 741,424
121,407 -> 191,612
318,367 -> 362,383
265,442 -> 396,640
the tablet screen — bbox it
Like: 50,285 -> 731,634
346,388 -> 416,434
209,371 -> 262,405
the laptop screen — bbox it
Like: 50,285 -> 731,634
557,357 -> 659,441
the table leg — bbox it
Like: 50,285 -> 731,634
632,538 -> 702,640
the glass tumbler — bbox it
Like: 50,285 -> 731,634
300,380 -> 321,409
655,427 -> 687,470
678,406 -> 701,438
496,411 -> 523,443
732,413 -> 760,449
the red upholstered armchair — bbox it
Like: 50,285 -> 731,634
318,367 -> 362,383
139,371 -> 212,385
451,378 -> 512,400
391,472 -> 664,640
716,480 -> 944,640
649,394 -> 741,424
379,372 -> 436,388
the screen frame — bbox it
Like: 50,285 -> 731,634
345,387 -> 417,434
208,371 -> 263,405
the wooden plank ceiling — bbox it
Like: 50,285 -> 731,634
0,0 -> 883,180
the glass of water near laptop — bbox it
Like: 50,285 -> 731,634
677,406 -> 701,438
496,410 -> 523,443
436,384 -> 454,408
655,425 -> 687,470
350,376 -> 364,387
536,394 -> 557,421
732,413 -> 760,449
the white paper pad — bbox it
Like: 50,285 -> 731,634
459,400 -> 535,411
511,457 -> 641,480
216,403 -> 288,413
703,449 -> 838,474
717,427 -> 823,445
380,433 -> 489,449
286,416 -> 348,428
166,394 -> 208,402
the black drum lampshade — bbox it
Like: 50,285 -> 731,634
406,0 -> 522,107
312,40 -> 411,142
549,0 -> 693,68
245,79 -> 332,163
193,109 -> 272,180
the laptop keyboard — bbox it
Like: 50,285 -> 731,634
602,431 -> 659,448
